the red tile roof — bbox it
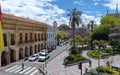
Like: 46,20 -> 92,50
2,13 -> 50,28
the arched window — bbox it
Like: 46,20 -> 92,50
25,33 -> 28,43
11,34 -> 15,45
30,33 -> 32,42
38,34 -> 40,41
19,33 -> 22,44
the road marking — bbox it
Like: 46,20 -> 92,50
4,65 -> 18,72
14,66 -> 27,73
9,66 -> 21,72
25,67 -> 36,75
19,67 -> 31,74
30,69 -> 38,75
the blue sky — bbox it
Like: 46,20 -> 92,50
0,0 -> 120,26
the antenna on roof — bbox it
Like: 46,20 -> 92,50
116,4 -> 118,18
107,8 -> 109,15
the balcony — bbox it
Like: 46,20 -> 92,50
11,41 -> 15,45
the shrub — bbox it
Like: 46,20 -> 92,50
105,67 -> 119,75
90,70 -> 98,75
71,46 -> 78,54
88,50 -> 101,58
64,54 -> 87,65
67,54 -> 75,61
96,66 -> 106,72
96,66 -> 119,75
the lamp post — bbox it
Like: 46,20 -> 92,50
78,61 -> 82,75
98,45 -> 101,75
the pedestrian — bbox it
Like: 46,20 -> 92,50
85,66 -> 88,73
89,59 -> 92,67
106,61 -> 110,67
64,63 -> 66,68
22,62 -> 24,70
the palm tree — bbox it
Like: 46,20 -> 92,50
87,20 -> 96,50
67,8 -> 82,47
88,20 -> 96,32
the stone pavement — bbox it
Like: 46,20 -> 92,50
45,50 -> 120,75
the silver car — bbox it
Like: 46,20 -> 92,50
28,54 -> 39,62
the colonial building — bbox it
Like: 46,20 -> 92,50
0,13 -> 48,67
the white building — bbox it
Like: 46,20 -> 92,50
47,21 -> 58,52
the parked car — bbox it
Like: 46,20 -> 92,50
28,54 -> 39,62
38,53 -> 50,62
39,50 -> 49,55
59,43 -> 63,46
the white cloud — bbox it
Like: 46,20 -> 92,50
103,0 -> 120,10
1,0 -> 66,25
81,14 -> 101,26
94,2 -> 98,5
74,0 -> 85,6
0,0 -> 101,27
93,0 -> 102,5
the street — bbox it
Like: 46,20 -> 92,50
0,45 -> 70,75
1,44 -> 120,75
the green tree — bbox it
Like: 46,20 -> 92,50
92,40 -> 108,49
67,8 -> 82,47
70,35 -> 84,53
57,31 -> 69,44
88,20 -> 96,32
92,16 -> 120,40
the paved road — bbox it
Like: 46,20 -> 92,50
0,45 -> 70,75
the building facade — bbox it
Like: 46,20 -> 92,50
0,13 -> 48,67
47,25 -> 57,52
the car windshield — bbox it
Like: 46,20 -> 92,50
39,54 -> 46,56
31,55 -> 36,57
41,51 -> 45,52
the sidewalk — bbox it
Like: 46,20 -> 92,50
46,50 -> 120,75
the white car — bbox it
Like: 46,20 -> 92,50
39,50 -> 48,55
38,54 -> 50,62
28,54 -> 39,62
59,43 -> 63,46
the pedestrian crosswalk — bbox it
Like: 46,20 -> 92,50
3,65 -> 38,75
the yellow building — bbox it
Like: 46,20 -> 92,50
0,13 -> 48,67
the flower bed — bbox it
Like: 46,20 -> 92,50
64,54 -> 88,66
88,66 -> 119,75
87,50 -> 120,59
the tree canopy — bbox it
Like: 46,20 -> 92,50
57,31 -> 69,39
92,16 -> 120,40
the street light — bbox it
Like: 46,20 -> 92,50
78,61 -> 82,75
98,45 -> 101,75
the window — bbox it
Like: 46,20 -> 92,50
19,33 -> 22,44
25,33 -> 27,43
35,33 -> 37,41
41,33 -> 43,40
38,34 -> 40,41
11,34 -> 15,45
30,33 -> 32,42
3,34 -> 7,46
